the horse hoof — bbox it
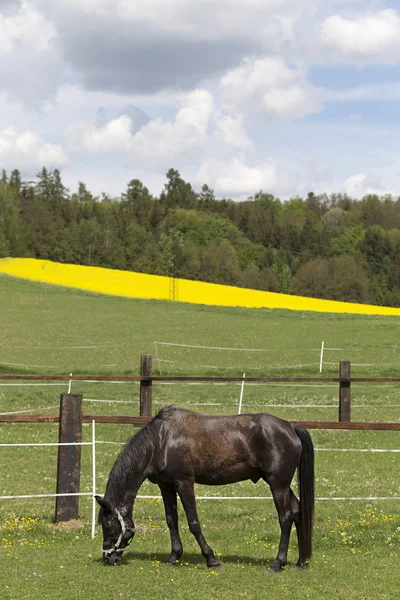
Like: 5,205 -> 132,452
296,562 -> 309,570
207,559 -> 221,569
266,565 -> 282,574
165,560 -> 179,567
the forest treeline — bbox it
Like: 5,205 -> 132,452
1,166 -> 400,306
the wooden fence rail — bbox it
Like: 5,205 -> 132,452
1,357 -> 400,521
2,414 -> 400,430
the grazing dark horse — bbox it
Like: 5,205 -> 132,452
96,406 -> 314,572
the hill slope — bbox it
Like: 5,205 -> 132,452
1,257 -> 400,316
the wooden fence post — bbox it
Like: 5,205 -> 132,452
140,355 -> 152,417
54,394 -> 83,523
339,361 -> 351,422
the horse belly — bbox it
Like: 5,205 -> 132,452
194,463 -> 260,486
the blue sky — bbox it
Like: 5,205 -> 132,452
1,0 -> 400,200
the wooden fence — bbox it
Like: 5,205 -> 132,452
1,356 -> 400,521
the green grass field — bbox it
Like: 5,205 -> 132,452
1,273 -> 400,599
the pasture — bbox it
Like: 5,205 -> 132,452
1,273 -> 400,599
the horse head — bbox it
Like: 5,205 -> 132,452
95,496 -> 136,565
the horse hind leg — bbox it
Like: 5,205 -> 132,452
176,479 -> 220,569
268,486 -> 295,573
160,486 -> 183,565
289,490 -> 304,567
290,489 -> 310,568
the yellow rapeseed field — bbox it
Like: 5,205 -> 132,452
1,257 -> 400,316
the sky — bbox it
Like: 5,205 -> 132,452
1,0 -> 400,200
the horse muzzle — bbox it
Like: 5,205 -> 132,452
103,551 -> 123,566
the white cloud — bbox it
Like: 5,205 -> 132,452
213,115 -> 254,152
40,0 -> 297,44
66,89 -> 255,165
67,115 -> 134,154
0,127 -> 68,171
320,9 -> 400,64
143,91 -> 255,157
343,173 -> 389,199
0,1 -> 61,105
53,84 -> 177,112
66,89 -> 214,164
34,0 -> 316,96
330,82 -> 400,102
2,1 -> 400,201
220,56 -> 324,118
197,156 -> 278,197
0,1 -> 57,56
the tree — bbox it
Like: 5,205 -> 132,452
158,229 -> 183,277
279,219 -> 302,254
51,169 -> 69,202
305,191 -> 325,217
9,169 -> 21,188
322,207 -> 344,234
272,250 -> 292,293
234,202 -> 277,247
299,216 -> 323,256
291,259 -> 330,299
3,163 -> 400,306
239,264 -> 279,292
178,240 -> 201,280
199,184 -> 215,211
199,241 -> 239,286
145,200 -> 164,230
253,191 -> 281,213
329,226 -> 365,257
121,179 -> 153,226
387,236 -> 400,290
124,222 -> 149,270
161,168 -> 197,209
215,240 -> 240,285
292,257 -> 370,304
359,195 -> 385,227
0,180 -> 19,255
134,234 -> 160,274
359,225 -> 390,275
72,181 -> 95,204
282,196 -> 309,216
0,229 -> 9,257
36,168 -> 68,203
325,257 -> 370,304
36,167 -> 52,200
240,263 -> 261,290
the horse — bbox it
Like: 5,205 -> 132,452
96,406 -> 314,572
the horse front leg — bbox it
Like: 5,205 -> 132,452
159,486 -> 183,565
176,479 -> 220,568
268,487 -> 294,573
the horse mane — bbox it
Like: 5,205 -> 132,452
105,405 -> 177,503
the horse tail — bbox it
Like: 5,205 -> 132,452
294,425 -> 315,564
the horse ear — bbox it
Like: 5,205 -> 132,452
95,495 -> 113,512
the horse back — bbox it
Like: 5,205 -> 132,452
153,410 -> 302,486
